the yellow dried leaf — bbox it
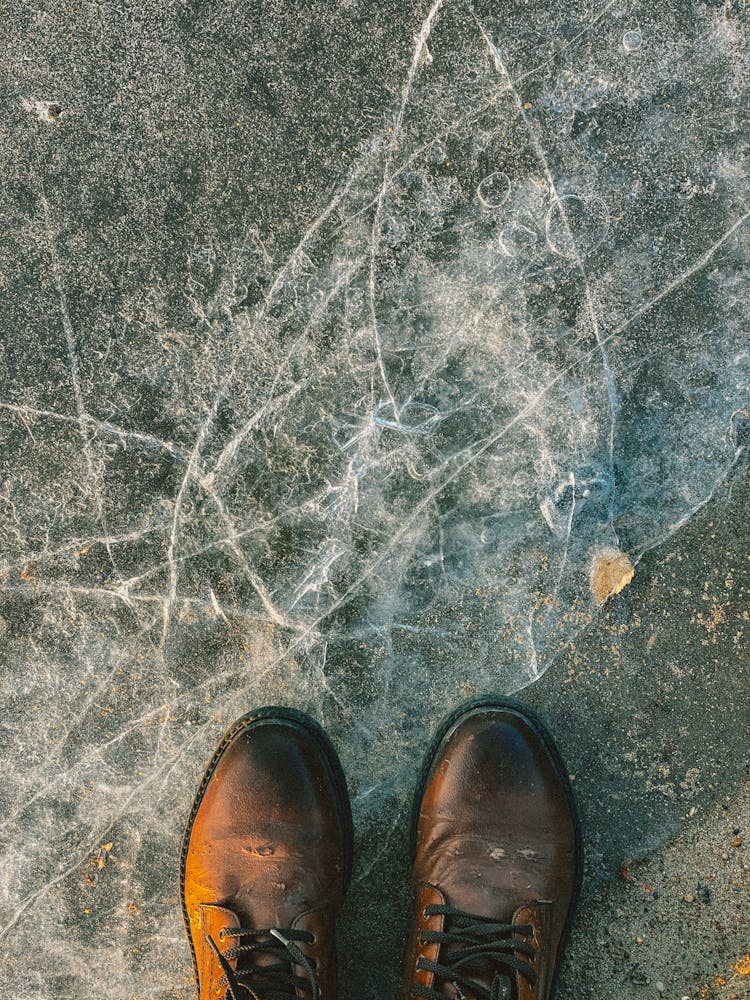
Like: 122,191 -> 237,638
590,549 -> 635,605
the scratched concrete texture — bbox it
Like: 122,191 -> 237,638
0,1 -> 748,998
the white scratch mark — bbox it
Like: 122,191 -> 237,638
369,0 -> 447,419
472,12 -> 619,509
39,196 -> 122,575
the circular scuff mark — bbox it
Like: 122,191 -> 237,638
545,194 -> 610,259
477,171 -> 511,209
623,29 -> 643,52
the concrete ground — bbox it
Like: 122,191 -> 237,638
0,2 -> 748,999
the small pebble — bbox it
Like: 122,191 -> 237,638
655,982 -> 665,994
722,851 -> 729,861
683,893 -> 694,903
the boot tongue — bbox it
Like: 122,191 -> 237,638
490,974 -> 513,1000
435,893 -> 527,1000
445,973 -> 512,1000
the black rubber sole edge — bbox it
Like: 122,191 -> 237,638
408,695 -> 584,1000
178,706 -> 354,993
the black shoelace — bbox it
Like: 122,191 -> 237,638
411,904 -> 537,1000
206,926 -> 319,1000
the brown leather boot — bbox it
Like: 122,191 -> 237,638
180,707 -> 353,1000
401,698 -> 583,1000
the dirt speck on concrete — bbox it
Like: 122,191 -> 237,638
559,775 -> 750,999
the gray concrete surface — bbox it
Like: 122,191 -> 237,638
0,2 -> 748,998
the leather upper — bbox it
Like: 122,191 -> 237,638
401,704 -> 581,1000
182,718 -> 349,1000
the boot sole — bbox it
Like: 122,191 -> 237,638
179,705 -> 354,991
409,695 -> 584,1000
